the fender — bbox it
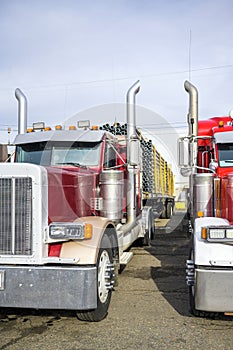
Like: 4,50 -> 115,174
140,206 -> 153,236
194,216 -> 231,266
60,216 -> 118,265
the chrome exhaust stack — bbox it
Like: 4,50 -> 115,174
184,81 -> 199,216
127,80 -> 140,140
15,88 -> 27,135
126,80 -> 140,224
184,80 -> 198,138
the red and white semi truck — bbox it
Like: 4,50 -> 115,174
0,81 -> 174,321
179,80 -> 233,316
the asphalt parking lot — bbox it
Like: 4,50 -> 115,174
0,211 -> 233,350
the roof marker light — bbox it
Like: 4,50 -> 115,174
69,125 -> 76,130
55,125 -> 62,130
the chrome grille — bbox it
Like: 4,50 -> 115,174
0,177 -> 32,255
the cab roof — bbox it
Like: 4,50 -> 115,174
14,129 -> 117,145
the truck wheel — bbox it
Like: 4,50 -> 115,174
188,249 -> 202,317
166,201 -> 173,219
189,285 -> 201,317
188,250 -> 214,318
143,211 -> 155,246
150,211 -> 155,241
76,234 -> 114,322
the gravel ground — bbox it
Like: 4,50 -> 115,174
0,212 -> 233,350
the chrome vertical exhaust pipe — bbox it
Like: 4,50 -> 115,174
126,80 -> 140,224
127,80 -> 140,140
15,88 -> 27,135
184,80 -> 198,137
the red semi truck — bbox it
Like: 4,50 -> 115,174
179,80 -> 233,316
0,81 -> 174,321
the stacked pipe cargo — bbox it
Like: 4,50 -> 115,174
99,122 -> 127,135
100,122 -> 156,194
100,122 -> 174,218
140,138 -> 155,194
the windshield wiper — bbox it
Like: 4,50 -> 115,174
57,162 -> 87,168
224,160 -> 233,163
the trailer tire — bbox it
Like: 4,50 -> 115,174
166,201 -> 173,219
76,234 -> 113,322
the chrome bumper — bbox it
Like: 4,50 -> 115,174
196,268 -> 233,312
0,265 -> 97,310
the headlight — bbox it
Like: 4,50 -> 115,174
202,226 -> 233,242
50,225 -> 66,238
209,228 -> 225,239
226,229 -> 233,239
49,223 -> 85,239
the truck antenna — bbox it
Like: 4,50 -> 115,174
188,29 -> 192,81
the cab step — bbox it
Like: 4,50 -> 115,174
119,252 -> 133,265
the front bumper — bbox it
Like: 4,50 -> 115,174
0,265 -> 97,310
196,268 -> 233,312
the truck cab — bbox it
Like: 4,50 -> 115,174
0,81 -> 157,322
179,81 -> 233,317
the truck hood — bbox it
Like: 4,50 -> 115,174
46,166 -> 98,223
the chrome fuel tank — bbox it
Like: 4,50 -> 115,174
100,170 -> 124,222
226,174 -> 233,221
193,173 -> 214,218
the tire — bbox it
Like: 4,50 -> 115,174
76,234 -> 114,322
166,201 -> 173,219
189,285 -> 202,317
188,249 -> 215,318
143,210 -> 155,246
188,249 -> 202,317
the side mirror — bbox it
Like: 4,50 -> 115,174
0,144 -> 8,162
178,138 -> 189,167
209,160 -> 218,172
178,138 -> 191,176
129,139 -> 140,166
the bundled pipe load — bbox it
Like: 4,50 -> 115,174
100,122 -> 174,197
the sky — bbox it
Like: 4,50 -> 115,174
1,0 -> 233,183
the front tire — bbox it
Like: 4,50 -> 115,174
76,234 -> 114,322
188,249 -> 202,317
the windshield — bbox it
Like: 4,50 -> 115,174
218,143 -> 233,167
16,141 -> 101,167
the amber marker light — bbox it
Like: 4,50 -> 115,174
201,227 -> 207,240
27,128 -> 34,133
219,121 -> 224,127
197,211 -> 204,218
84,224 -> 93,239
69,125 -> 76,130
91,125 -> 99,130
44,127 -> 51,131
55,125 -> 62,130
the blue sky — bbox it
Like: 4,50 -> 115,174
1,0 -> 233,142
